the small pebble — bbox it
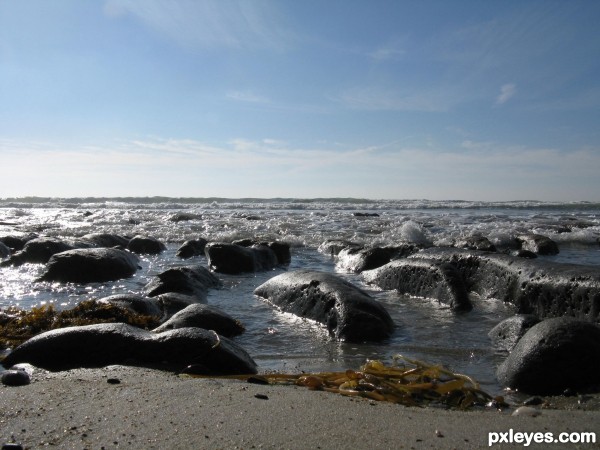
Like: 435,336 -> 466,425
107,378 -> 121,385
1,370 -> 31,387
2,444 -> 24,450
254,394 -> 269,400
512,406 -> 541,417
435,430 -> 444,437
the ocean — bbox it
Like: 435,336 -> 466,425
1,198 -> 600,395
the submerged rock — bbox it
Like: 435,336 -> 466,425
254,270 -> 394,342
143,265 -> 220,301
2,323 -> 257,375
37,248 -> 141,283
153,304 -> 245,337
362,259 -> 472,311
496,317 -> 600,395
488,314 -> 540,351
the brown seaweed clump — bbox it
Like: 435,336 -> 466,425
0,300 -> 161,350
239,355 -> 505,410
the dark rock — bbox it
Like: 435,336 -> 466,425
0,241 -> 10,259
510,249 -> 538,259
497,317 -> 600,395
155,293 -> 205,317
232,238 -> 255,247
37,248 -> 140,283
362,259 -> 472,311
81,233 -> 130,248
1,369 -> 31,386
516,234 -> 559,255
317,239 -> 360,256
410,248 -> 600,322
205,242 -> 280,274
488,314 -> 540,351
254,270 -> 394,342
153,304 -> 245,337
2,323 -> 257,374
265,241 -> 291,265
97,294 -> 163,317
169,212 -> 202,222
127,235 -> 166,255
0,234 -> 36,251
454,235 -> 496,252
0,237 -> 74,267
143,265 -> 220,301
337,245 -> 418,273
176,238 -> 208,259
353,212 -> 380,217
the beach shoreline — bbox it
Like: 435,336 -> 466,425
1,365 -> 599,449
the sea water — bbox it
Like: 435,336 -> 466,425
1,198 -> 599,394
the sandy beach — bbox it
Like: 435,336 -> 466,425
1,365 -> 599,449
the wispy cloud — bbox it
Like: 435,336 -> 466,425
103,0 -> 290,51
226,90 -> 270,104
334,86 -> 457,112
496,83 -> 516,105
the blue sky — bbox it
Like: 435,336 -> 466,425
1,1 -> 599,200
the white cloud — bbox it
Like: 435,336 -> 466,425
496,83 -> 517,105
2,137 -> 599,201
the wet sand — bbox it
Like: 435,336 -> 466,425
1,366 -> 599,449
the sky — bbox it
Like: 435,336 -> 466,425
1,0 -> 599,201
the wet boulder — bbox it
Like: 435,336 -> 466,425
169,212 -> 202,222
254,270 -> 394,342
362,259 -> 472,311
143,265 -> 220,301
0,237 -> 74,267
454,235 -> 496,252
0,234 -> 36,252
205,242 -> 280,274
176,238 -> 208,259
81,233 -> 130,248
410,247 -> 600,322
516,234 -> 559,255
0,241 -> 10,259
336,245 -> 418,273
37,248 -> 141,283
488,314 -> 540,351
127,235 -> 166,255
2,323 -> 257,375
497,317 -> 600,395
153,304 -> 245,337
97,294 -> 163,317
154,293 -> 205,317
318,239 -> 360,256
